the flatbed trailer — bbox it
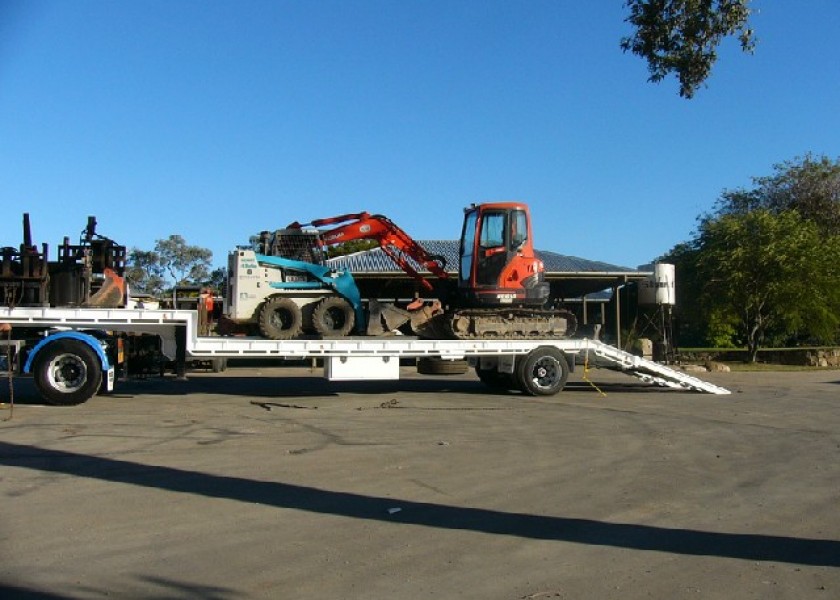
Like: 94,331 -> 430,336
1,306 -> 730,405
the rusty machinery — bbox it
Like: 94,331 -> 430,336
1,214 -> 126,309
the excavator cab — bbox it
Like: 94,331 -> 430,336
458,202 -> 550,308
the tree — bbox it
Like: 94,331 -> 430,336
325,239 -> 378,258
125,248 -> 165,296
155,235 -> 213,287
126,236 -> 214,296
713,154 -> 840,236
663,155 -> 840,355
203,267 -> 227,295
621,0 -> 755,98
693,210 -> 840,361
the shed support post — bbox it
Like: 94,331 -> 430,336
614,284 -> 621,350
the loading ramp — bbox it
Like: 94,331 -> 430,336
581,340 -> 731,395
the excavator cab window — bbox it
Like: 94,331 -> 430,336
459,210 -> 478,284
510,209 -> 527,250
475,209 -> 512,286
479,212 -> 506,249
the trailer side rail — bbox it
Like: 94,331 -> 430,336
1,307 -> 730,394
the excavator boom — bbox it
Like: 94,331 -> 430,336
288,212 -> 449,292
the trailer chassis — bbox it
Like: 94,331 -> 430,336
1,307 -> 730,405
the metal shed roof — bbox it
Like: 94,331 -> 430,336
326,240 -> 636,274
326,240 -> 649,298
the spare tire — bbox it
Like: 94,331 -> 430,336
417,357 -> 469,375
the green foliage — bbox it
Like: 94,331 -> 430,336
695,210 -> 840,361
325,239 -> 379,258
713,154 -> 840,235
125,249 -> 165,296
663,155 -> 840,359
125,236 -> 214,296
155,235 -> 213,287
621,0 -> 755,98
203,267 -> 227,295
704,309 -> 739,348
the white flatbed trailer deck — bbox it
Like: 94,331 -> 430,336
2,306 -> 730,405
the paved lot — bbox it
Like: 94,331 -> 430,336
1,365 -> 839,599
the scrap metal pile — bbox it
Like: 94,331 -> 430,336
1,214 -> 126,309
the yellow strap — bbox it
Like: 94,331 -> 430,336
582,347 -> 606,398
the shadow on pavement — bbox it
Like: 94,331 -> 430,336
2,440 -> 838,568
0,584 -> 71,600
4,372 -> 663,405
0,577 -> 237,600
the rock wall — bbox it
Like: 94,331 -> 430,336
680,348 -> 840,367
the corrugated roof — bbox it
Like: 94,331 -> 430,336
326,240 -> 636,274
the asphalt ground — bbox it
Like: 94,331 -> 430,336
1,365 -> 839,599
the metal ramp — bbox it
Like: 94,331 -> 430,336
584,340 -> 731,395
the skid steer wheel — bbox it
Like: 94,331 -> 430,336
259,297 -> 303,339
516,346 -> 569,396
33,339 -> 102,406
312,297 -> 355,337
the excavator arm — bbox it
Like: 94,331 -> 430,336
287,212 -> 449,292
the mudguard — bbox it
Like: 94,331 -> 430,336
23,331 -> 110,374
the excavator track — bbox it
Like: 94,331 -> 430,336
418,307 -> 578,340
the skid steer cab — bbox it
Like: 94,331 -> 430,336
20,330 -> 121,405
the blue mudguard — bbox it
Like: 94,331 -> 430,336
23,331 -> 110,374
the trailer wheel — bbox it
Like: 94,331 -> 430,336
32,339 -> 103,406
516,346 -> 569,396
259,297 -> 303,339
475,365 -> 520,391
312,297 -> 355,337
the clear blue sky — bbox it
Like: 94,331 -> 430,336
2,0 -> 838,270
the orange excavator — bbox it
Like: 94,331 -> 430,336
287,202 -> 576,339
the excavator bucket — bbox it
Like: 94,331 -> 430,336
366,299 -> 412,335
82,267 -> 126,308
408,300 -> 448,339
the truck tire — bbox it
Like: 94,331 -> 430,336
312,297 -> 355,337
417,357 -> 469,375
32,339 -> 103,406
516,346 -> 569,396
259,297 -> 303,340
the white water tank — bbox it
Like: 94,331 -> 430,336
638,263 -> 676,306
